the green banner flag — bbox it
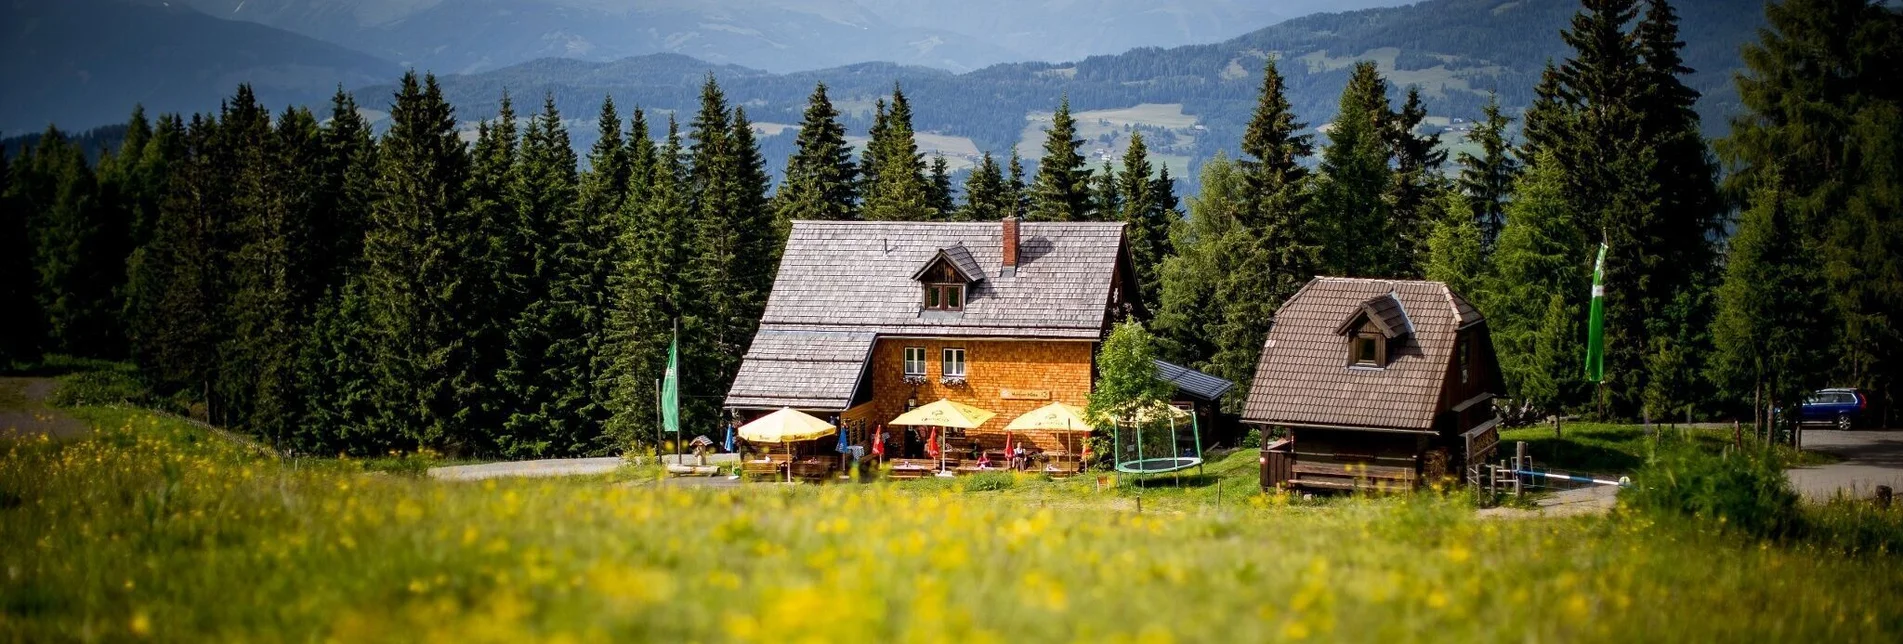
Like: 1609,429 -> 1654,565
662,330 -> 681,433
1585,242 -> 1607,383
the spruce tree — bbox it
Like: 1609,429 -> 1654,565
1422,193 -> 1487,300
137,114 -> 232,411
956,152 -> 1008,222
1718,0 -> 1903,420
926,154 -> 955,220
1006,150 -> 1030,218
314,89 -> 376,287
1116,132 -> 1171,309
1029,97 -> 1090,222
1386,86 -> 1447,275
0,141 -> 45,365
1712,179 -> 1832,432
109,108 -> 185,368
1089,160 -> 1119,222
1456,94 -> 1519,250
605,117 -> 688,450
773,82 -> 857,238
1632,0 -> 1723,419
458,93 -> 522,452
1517,61 -> 1572,166
500,95 -> 590,456
1311,62 -> 1397,277
358,72 -> 476,451
862,85 -> 933,221
25,126 -> 120,358
1486,153 -> 1588,416
684,78 -> 776,434
1152,155 -> 1245,373
858,98 -> 887,198
1186,57 -> 1320,408
225,104 -> 325,443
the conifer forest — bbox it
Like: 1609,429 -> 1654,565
3,0 -> 1899,458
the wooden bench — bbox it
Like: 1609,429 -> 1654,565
741,459 -> 784,480
790,459 -> 835,481
887,459 -> 937,479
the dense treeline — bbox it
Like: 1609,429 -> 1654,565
1152,0 -> 1903,433
0,66 -> 1179,456
5,0 -> 1897,455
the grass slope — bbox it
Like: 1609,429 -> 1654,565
3,407 -> 1900,641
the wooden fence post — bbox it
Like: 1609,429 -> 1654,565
1515,442 -> 1528,498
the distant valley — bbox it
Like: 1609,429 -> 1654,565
6,0 -> 1764,184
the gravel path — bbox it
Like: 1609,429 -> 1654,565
1787,429 -> 1903,501
427,457 -> 631,481
0,377 -> 87,440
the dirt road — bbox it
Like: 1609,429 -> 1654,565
0,377 -> 86,440
1787,429 -> 1903,500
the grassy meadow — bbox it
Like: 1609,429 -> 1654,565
4,404 -> 1902,642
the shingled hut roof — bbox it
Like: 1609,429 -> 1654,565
1241,277 -> 1491,432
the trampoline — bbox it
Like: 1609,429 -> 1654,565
1111,402 -> 1205,478
1115,456 -> 1204,474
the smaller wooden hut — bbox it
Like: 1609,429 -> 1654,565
1244,278 -> 1504,491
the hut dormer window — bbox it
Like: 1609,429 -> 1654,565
1337,293 -> 1409,369
1351,331 -> 1385,367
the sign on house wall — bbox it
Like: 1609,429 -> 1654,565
1000,388 -> 1052,400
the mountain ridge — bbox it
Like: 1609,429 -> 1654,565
1,0 -> 398,135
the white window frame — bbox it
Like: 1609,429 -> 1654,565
941,348 -> 967,378
903,347 -> 927,376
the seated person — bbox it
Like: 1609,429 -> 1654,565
977,452 -> 992,469
1010,444 -> 1028,471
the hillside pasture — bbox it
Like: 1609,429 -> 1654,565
3,406 -> 1901,641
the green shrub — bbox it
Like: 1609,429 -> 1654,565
963,471 -> 1017,492
1240,428 -> 1263,449
1620,442 -> 1800,538
48,366 -> 147,408
1802,499 -> 1903,556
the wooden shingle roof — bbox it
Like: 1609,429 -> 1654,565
911,243 -> 986,282
724,329 -> 876,410
763,220 -> 1127,339
727,220 -> 1130,411
1241,277 -> 1486,432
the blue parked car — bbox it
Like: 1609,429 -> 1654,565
1797,388 -> 1867,430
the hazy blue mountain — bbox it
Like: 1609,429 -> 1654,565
177,0 -> 1411,74
1,0 -> 397,135
344,0 -> 1761,183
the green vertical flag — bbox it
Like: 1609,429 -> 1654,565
1584,242 -> 1607,383
662,329 -> 681,433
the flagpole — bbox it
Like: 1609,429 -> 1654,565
672,320 -> 681,465
655,378 -> 662,463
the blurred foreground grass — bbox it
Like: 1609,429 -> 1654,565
3,407 -> 1900,642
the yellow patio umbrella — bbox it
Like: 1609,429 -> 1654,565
890,398 -> 995,473
736,408 -> 837,482
1003,402 -> 1096,471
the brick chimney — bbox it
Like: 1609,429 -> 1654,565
1001,216 -> 1020,277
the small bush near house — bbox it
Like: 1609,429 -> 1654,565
47,365 -> 146,408
1620,441 -> 1801,539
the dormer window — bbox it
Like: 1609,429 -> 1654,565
1336,293 -> 1411,370
912,243 -> 984,314
925,283 -> 965,311
1353,333 -> 1382,366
